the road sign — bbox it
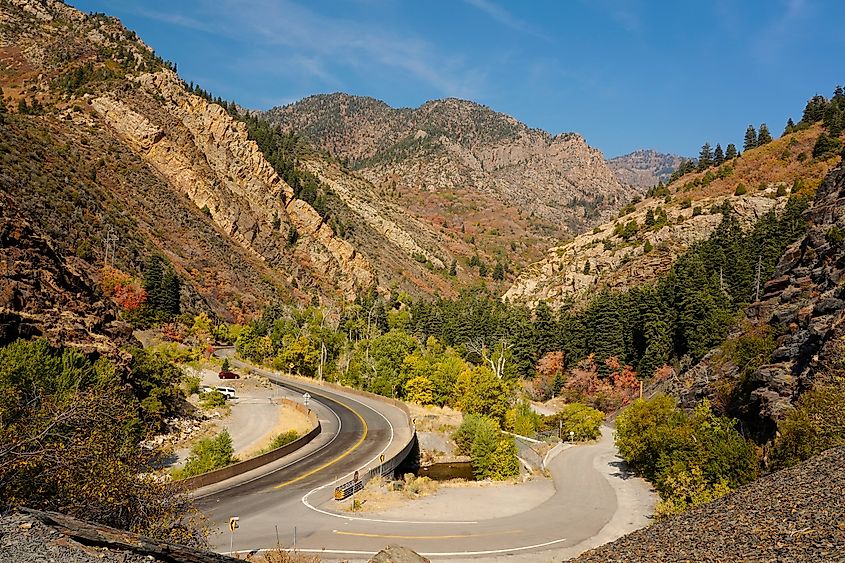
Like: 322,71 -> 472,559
379,454 -> 385,463
353,470 -> 359,482
228,516 -> 239,532
303,392 -> 311,406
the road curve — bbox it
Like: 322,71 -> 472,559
200,353 -> 413,553
202,354 -> 653,561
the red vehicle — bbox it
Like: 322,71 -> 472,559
218,370 -> 240,380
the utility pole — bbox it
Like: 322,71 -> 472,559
103,228 -> 118,267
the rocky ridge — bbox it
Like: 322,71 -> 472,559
573,445 -> 845,562
607,149 -> 685,189
505,124 -> 837,309
265,93 -> 640,260
661,159 -> 845,442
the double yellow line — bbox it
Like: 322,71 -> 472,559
273,395 -> 368,489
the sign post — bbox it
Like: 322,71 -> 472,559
228,516 -> 239,554
569,431 -> 575,443
303,392 -> 311,406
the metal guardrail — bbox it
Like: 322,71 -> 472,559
334,431 -> 417,500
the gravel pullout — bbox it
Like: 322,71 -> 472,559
572,446 -> 845,562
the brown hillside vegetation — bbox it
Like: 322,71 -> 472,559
505,124 -> 839,309
0,0 -> 511,317
265,93 -> 642,269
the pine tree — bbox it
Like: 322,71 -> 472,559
725,143 -> 738,160
698,143 -> 713,170
449,259 -> 457,276
743,125 -> 757,151
713,143 -> 725,165
142,256 -> 164,310
783,118 -> 796,136
492,262 -> 505,281
645,208 -> 655,228
0,87 -> 6,124
534,301 -> 558,358
757,123 -> 773,145
801,95 -> 827,124
161,269 -> 181,315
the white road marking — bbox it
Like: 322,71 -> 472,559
227,536 -> 570,557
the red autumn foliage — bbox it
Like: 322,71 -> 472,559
529,351 -> 565,400
560,355 -> 640,413
100,266 -> 147,311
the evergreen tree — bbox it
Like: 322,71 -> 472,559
698,143 -> 713,170
725,143 -> 738,160
0,87 -> 6,124
801,95 -> 827,124
713,143 -> 725,165
757,123 -> 773,145
161,269 -> 181,315
645,208 -> 655,228
533,301 -> 558,358
449,259 -> 457,277
478,262 -> 488,277
743,125 -> 757,151
492,262 -> 505,281
142,256 -> 164,310
783,118 -> 796,136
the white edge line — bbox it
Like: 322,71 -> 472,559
226,536 -> 569,557
296,374 -> 479,525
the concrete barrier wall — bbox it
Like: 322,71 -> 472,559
179,399 -> 320,490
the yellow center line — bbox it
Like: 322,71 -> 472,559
333,530 -> 522,540
273,395 -> 368,489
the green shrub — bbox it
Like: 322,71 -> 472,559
734,184 -> 747,196
770,383 -> 845,470
616,396 -> 757,515
266,430 -> 300,451
453,414 -> 520,481
199,389 -> 226,409
554,403 -> 604,441
177,430 -> 236,478
826,225 -> 844,248
183,374 -> 201,395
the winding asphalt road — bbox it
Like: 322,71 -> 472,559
201,353 -> 653,561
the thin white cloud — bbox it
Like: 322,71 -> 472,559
751,0 -> 813,63
582,0 -> 642,35
132,0 -> 485,100
463,0 -> 551,41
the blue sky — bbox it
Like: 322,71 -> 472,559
70,0 -> 844,157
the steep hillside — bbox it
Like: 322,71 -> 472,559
0,0 -> 478,317
505,125 -> 838,309
264,93 -> 639,264
0,196 -> 132,355
662,158 -> 845,442
607,149 -> 685,188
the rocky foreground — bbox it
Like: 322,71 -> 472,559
573,446 -> 845,562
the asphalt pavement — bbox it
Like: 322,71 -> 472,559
201,352 -> 655,561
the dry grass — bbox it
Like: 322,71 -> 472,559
337,474 -> 439,514
244,546 -> 321,563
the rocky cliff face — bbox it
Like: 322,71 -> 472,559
265,93 -> 639,261
608,149 -> 685,189
505,125 -> 837,309
664,159 -> 845,442
0,197 -> 132,356
89,71 -> 374,299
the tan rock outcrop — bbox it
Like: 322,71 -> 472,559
91,70 -> 373,298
